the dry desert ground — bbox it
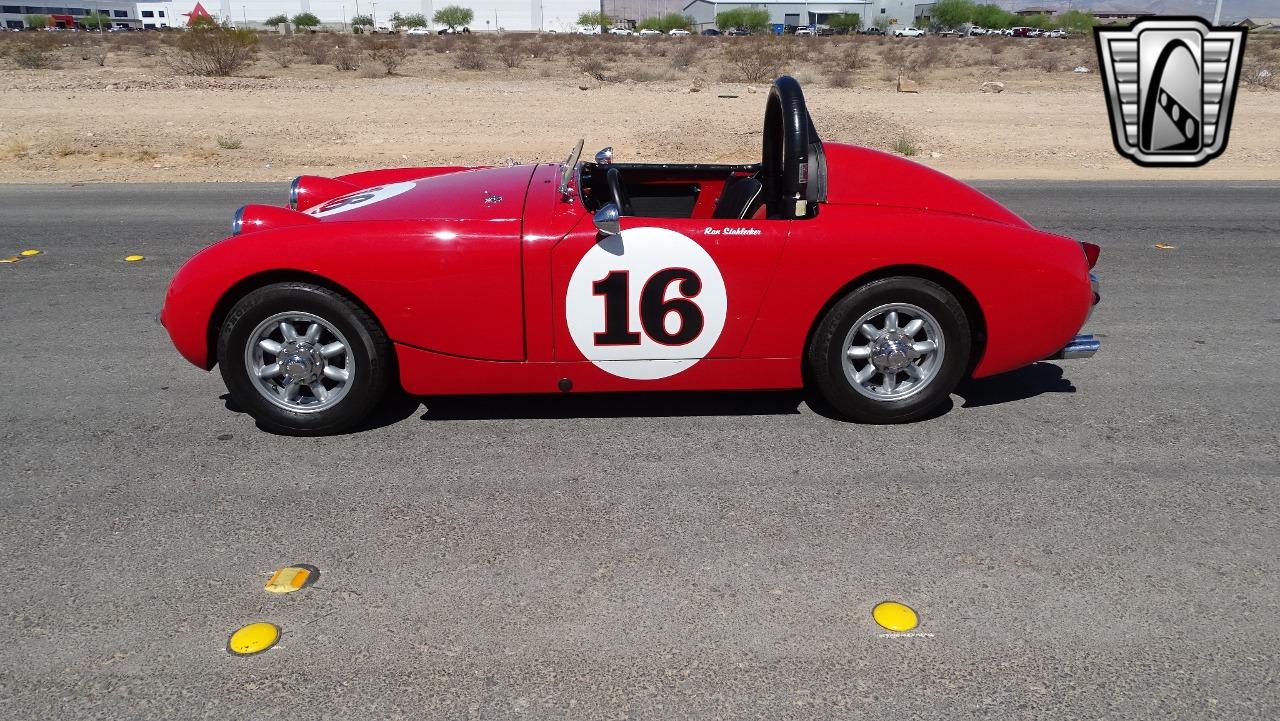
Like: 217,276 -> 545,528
1,31 -> 1277,183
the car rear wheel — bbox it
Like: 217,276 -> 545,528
217,282 -> 391,436
807,276 -> 970,423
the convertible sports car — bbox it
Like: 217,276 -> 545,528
161,77 -> 1100,435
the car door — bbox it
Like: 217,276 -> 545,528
550,215 -> 788,381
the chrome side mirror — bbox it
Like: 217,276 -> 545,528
593,203 -> 620,236
594,147 -> 613,165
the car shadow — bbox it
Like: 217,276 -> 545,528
219,363 -> 1074,431
953,362 -> 1076,408
220,391 -> 423,435
417,390 -> 805,421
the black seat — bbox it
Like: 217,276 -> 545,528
711,177 -> 764,220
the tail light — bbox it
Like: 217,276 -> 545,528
1081,242 -> 1100,269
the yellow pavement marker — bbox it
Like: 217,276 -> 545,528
872,601 -> 919,632
0,257 -> 20,264
124,254 -> 145,262
19,249 -> 40,256
1154,243 -> 1176,250
227,622 -> 280,656
265,564 -> 319,594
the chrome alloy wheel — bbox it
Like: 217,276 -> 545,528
841,302 -> 946,401
245,311 -> 354,413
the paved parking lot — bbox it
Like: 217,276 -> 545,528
1,181 -> 1277,719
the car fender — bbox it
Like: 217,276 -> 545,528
161,218 -> 524,369
740,204 -> 1091,378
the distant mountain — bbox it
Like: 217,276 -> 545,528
1015,0 -> 1274,23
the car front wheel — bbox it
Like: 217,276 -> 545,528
807,276 -> 971,423
217,282 -> 391,435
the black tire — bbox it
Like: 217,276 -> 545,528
807,276 -> 970,423
217,282 -> 391,436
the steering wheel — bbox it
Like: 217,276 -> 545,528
761,76 -> 820,219
605,167 -> 634,216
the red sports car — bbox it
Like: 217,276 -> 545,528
161,77 -> 1100,435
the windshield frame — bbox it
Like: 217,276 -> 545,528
558,139 -> 584,198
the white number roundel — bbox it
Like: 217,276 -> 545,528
305,182 -> 416,217
566,226 -> 727,380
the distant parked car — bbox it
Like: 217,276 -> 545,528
1010,26 -> 1034,37
968,26 -> 987,36
893,26 -> 925,37
858,26 -> 885,35
404,26 -> 430,35
609,27 -> 632,35
701,28 -> 721,36
815,25 -> 835,36
794,26 -> 813,36
1045,29 -> 1066,38
668,28 -> 690,36
638,28 -> 661,36
726,27 -> 751,36
575,25 -> 601,35
936,28 -> 963,38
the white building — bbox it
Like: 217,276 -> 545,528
682,0 -> 932,31
1,1 -> 141,29
134,1 -> 173,27
148,0 -> 601,31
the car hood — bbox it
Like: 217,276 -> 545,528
302,164 -> 536,223
821,142 -> 1028,227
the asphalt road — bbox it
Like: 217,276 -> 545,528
1,181 -> 1277,720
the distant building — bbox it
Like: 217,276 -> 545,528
683,0 -> 928,31
135,1 -> 173,28
1,1 -> 141,29
1014,6 -> 1056,16
1236,17 -> 1280,31
1089,9 -> 1154,24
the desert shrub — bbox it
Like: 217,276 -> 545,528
892,134 -> 919,156
169,26 -> 258,77
48,136 -> 82,157
571,48 -> 610,80
669,42 -> 698,69
879,44 -> 914,75
616,65 -> 668,82
826,70 -> 853,87
1244,66 -> 1275,90
832,39 -> 863,71
10,34 -> 57,69
726,38 -> 787,83
780,37 -> 814,63
331,43 -> 359,70
1,135 -> 32,158
496,39 -> 524,68
369,40 -> 407,74
215,134 -> 242,149
300,36 -> 331,65
454,44 -> 487,70
916,39 -> 944,70
268,37 -> 296,68
356,61 -> 387,78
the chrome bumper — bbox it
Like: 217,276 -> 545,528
1051,334 -> 1100,360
